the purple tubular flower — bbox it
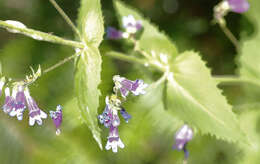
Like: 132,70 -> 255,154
105,125 -> 125,153
0,77 -> 5,97
120,108 -> 131,123
98,105 -> 113,128
173,124 -> 193,159
106,27 -> 123,40
228,0 -> 249,13
2,87 -> 16,114
9,85 -> 26,120
24,88 -> 47,126
113,75 -> 148,98
50,105 -> 63,135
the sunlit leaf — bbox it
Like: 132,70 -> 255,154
74,46 -> 102,149
77,0 -> 104,47
238,0 -> 260,83
167,51 -> 246,143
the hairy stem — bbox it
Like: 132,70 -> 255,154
219,24 -> 240,53
106,51 -> 166,72
0,20 -> 84,48
214,76 -> 260,88
43,52 -> 81,74
49,0 -> 81,38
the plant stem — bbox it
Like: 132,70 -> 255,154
49,0 -> 81,39
106,51 -> 166,72
214,76 -> 260,88
219,24 -> 240,53
43,52 -> 81,74
0,20 -> 84,48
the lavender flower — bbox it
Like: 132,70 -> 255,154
2,87 -> 16,114
24,88 -> 47,126
113,75 -> 148,98
122,15 -> 142,34
106,27 -> 123,40
9,85 -> 26,120
120,108 -> 131,123
99,96 -> 121,128
98,105 -> 113,128
107,15 -> 143,40
0,77 -> 5,97
50,105 -> 63,135
105,125 -> 125,153
227,0 -> 249,13
173,124 -> 193,159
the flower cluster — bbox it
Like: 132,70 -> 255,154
214,0 -> 249,24
98,75 -> 147,153
106,15 -> 143,40
173,124 -> 193,159
1,81 -> 47,125
0,69 -> 62,135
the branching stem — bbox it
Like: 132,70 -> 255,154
214,76 -> 260,88
43,52 -> 81,74
49,0 -> 81,39
0,20 -> 84,48
219,23 -> 240,53
106,51 -> 166,72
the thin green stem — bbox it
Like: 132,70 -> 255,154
0,20 -> 84,48
219,24 -> 240,53
43,52 -> 81,74
214,76 -> 260,88
131,38 -> 152,60
106,51 -> 166,72
49,0 -> 81,39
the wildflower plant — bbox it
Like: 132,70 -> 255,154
99,75 -> 148,153
1,0 -> 260,163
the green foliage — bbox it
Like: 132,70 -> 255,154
75,0 -> 105,149
167,51 -> 245,142
75,46 -> 103,149
77,0 -> 104,47
237,109 -> 260,164
114,0 -> 178,61
238,0 -> 260,83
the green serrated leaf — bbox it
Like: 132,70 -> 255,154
237,109 -> 260,164
167,51 -> 246,143
74,46 -> 102,149
238,0 -> 260,82
77,0 -> 104,47
114,0 -> 178,61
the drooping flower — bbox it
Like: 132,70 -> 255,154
227,0 -> 249,13
106,27 -> 123,40
173,124 -> 193,159
106,15 -> 143,40
113,75 -> 148,98
0,77 -> 5,97
9,85 -> 26,120
50,105 -> 63,135
120,108 -> 131,123
98,105 -> 113,128
99,96 -> 121,128
122,15 -> 142,34
24,87 -> 47,126
214,0 -> 249,24
2,87 -> 16,114
105,125 -> 125,153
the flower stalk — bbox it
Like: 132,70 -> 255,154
0,20 -> 84,48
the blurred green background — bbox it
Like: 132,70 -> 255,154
0,0 -> 257,164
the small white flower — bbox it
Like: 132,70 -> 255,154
105,137 -> 125,153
